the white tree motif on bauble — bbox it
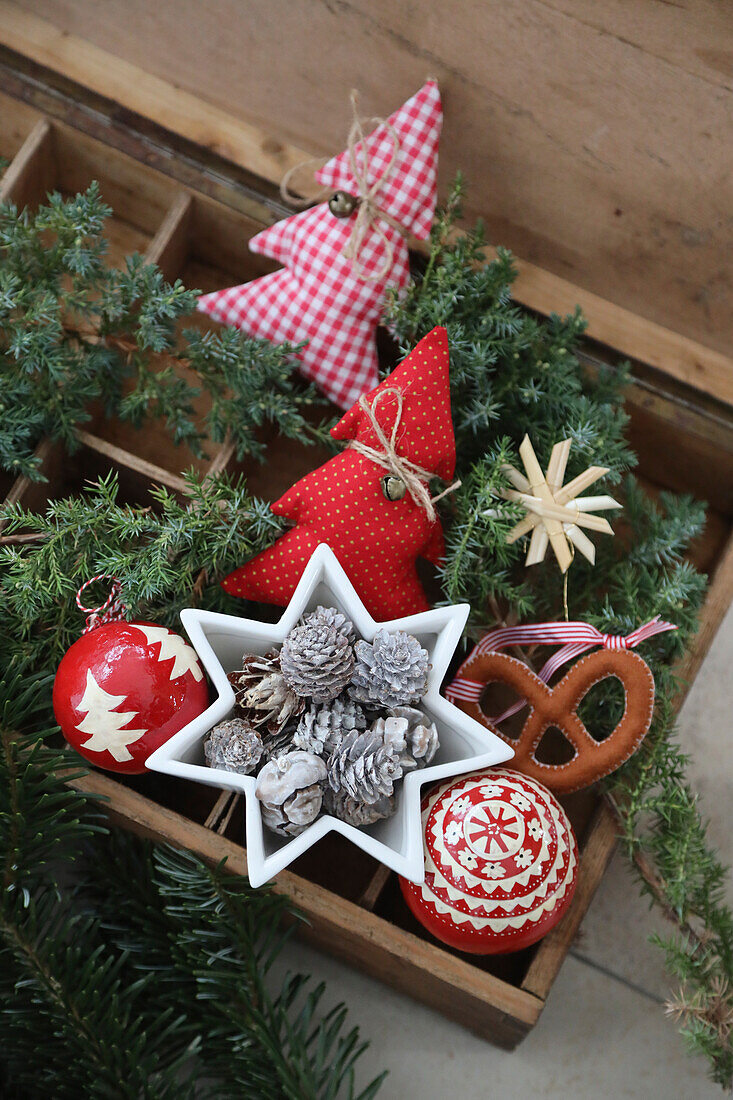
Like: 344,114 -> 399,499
75,670 -> 146,762
135,625 -> 204,681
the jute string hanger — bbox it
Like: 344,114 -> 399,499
281,90 -> 411,281
348,388 -> 460,523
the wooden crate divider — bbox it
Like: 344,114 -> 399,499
0,115 -> 54,206
146,191 -> 193,283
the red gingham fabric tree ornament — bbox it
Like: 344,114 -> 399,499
222,326 -> 456,621
197,80 -> 442,410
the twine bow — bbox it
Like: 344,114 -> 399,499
280,90 -> 410,282
340,91 -> 410,280
347,387 -> 460,522
76,573 -> 127,634
446,616 -> 677,721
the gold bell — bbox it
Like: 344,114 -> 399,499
328,191 -> 359,218
381,475 -> 407,502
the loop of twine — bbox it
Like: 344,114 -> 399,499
76,573 -> 127,634
280,90 -> 410,282
347,387 -> 460,523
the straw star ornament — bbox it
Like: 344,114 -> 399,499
495,435 -> 621,572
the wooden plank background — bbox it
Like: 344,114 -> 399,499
11,0 -> 733,358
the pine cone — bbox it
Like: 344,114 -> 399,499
327,725 -> 404,805
349,629 -> 430,708
293,695 -> 367,757
303,605 -> 355,643
383,706 -> 439,771
228,650 -> 304,733
281,620 -> 355,703
255,750 -> 327,837
204,718 -> 263,775
325,788 -> 395,828
260,719 -> 298,762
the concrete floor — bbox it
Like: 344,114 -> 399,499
278,604 -> 733,1099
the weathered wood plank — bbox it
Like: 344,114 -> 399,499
673,531 -> 733,708
74,432 -> 192,496
12,0 -> 733,356
0,2 -> 311,181
0,88 -> 42,159
2,2 -> 731,404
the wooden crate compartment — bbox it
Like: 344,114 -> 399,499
2,79 -> 733,1051
0,116 -> 231,480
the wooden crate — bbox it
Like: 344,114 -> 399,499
2,59 -> 733,1050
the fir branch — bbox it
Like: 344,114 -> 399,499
0,469 -> 283,674
0,670 -> 98,892
68,832 -> 385,1098
151,845 -> 386,1099
0,667 -> 384,1097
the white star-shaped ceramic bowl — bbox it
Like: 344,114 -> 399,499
146,544 -> 514,887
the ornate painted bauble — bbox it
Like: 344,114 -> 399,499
53,621 -> 209,775
400,768 -> 578,954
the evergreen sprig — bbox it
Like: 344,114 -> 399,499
0,184 -> 318,480
0,671 -> 384,1098
0,468 -> 283,672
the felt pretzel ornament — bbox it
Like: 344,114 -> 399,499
446,619 -> 676,794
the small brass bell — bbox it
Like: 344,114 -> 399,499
381,475 -> 407,502
329,191 -> 358,218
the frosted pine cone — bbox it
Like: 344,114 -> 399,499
302,605 -> 355,643
293,695 -> 367,757
281,620 -> 355,703
386,706 -> 439,771
325,788 -> 396,828
327,726 -> 404,805
349,629 -> 430,708
228,650 -> 304,733
260,720 -> 297,761
255,750 -> 327,837
204,718 -> 263,775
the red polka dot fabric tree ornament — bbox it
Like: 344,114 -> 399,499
53,576 -> 209,774
222,326 -> 456,621
197,80 -> 442,410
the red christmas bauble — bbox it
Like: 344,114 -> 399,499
399,768 -> 578,954
53,621 -> 209,774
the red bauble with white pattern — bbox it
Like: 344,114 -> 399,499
53,621 -> 209,775
400,768 -> 578,954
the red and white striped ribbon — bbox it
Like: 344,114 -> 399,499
76,574 -> 127,634
446,616 -> 677,719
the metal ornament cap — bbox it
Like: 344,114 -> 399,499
399,768 -> 578,954
146,544 -> 514,888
